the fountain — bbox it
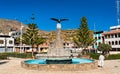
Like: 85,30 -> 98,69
21,18 -> 97,71
36,18 -> 71,64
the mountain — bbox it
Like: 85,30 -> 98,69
0,19 -> 87,43
0,19 -> 48,35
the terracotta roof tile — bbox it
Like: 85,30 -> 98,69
102,29 -> 120,35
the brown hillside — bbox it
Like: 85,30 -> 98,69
0,19 -> 48,34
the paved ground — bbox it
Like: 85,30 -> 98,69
0,57 -> 120,74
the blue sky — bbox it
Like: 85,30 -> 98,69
0,0 -> 118,31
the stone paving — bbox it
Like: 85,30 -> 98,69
0,57 -> 120,74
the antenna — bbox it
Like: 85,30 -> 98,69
94,23 -> 96,33
117,0 -> 120,25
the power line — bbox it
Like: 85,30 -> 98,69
117,0 -> 120,25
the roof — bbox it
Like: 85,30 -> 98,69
0,35 -> 11,37
102,29 -> 120,35
94,31 -> 103,34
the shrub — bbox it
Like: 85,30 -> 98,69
0,52 -> 32,59
89,53 -> 120,60
105,54 -> 120,60
89,53 -> 100,60
0,53 -> 8,59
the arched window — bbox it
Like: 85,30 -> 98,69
118,33 -> 120,37
108,35 -> 110,38
115,34 -> 117,38
109,41 -> 111,45
115,41 -> 118,45
119,41 -> 120,45
111,34 -> 114,38
112,41 -> 114,45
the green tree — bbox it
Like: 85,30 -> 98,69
98,43 -> 112,55
23,23 -> 44,51
74,17 -> 95,54
23,13 -> 44,54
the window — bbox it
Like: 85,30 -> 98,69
67,43 -> 69,45
9,40 -> 13,44
118,33 -> 120,37
119,41 -> 120,45
95,43 -> 97,46
111,34 -> 114,38
98,37 -> 101,39
112,41 -> 114,45
109,41 -> 111,45
108,35 -> 110,38
98,42 -> 101,45
0,40 -> 4,44
115,34 -> 117,38
63,43 -> 65,46
105,35 -> 107,38
115,41 -> 118,45
95,37 -> 97,40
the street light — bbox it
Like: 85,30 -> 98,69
20,24 -> 24,53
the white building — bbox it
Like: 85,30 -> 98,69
102,25 -> 120,52
0,35 -> 14,52
94,31 -> 104,49
9,30 -> 21,38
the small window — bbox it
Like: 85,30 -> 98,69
105,35 -> 107,38
108,35 -> 110,38
98,42 -> 101,45
98,37 -> 101,39
0,40 -> 4,44
9,40 -> 13,44
112,41 -> 114,45
95,43 -> 97,46
115,41 -> 118,45
95,37 -> 97,40
111,34 -> 114,38
67,43 -> 69,45
118,33 -> 120,37
109,41 -> 111,45
115,34 -> 117,38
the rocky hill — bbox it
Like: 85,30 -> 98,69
0,19 -> 48,35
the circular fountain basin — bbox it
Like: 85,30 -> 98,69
21,58 -> 97,71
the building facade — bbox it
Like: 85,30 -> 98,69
94,31 -> 104,50
102,25 -> 120,51
0,35 -> 14,52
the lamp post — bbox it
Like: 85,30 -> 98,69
20,24 -> 24,53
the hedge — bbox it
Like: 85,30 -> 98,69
105,54 -> 120,60
0,53 -> 7,59
90,53 -> 120,60
89,53 -> 100,60
0,52 -> 33,59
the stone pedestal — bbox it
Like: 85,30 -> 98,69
36,23 -> 70,59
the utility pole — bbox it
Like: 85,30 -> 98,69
5,37 -> 7,52
117,0 -> 120,25
20,23 -> 24,53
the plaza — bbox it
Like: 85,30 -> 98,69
0,57 -> 120,74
